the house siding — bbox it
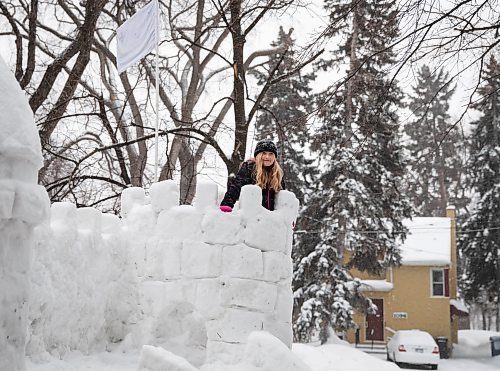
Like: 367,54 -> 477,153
347,265 -> 452,345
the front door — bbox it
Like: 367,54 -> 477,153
366,298 -> 384,341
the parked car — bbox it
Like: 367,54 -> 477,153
386,330 -> 440,369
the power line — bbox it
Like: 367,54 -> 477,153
294,226 -> 500,235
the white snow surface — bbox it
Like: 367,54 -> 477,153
25,330 -> 500,370
454,330 -> 500,358
450,299 -> 469,313
0,56 -> 43,168
400,217 -> 451,265
358,280 -> 394,292
0,55 -> 50,371
23,181 -> 299,369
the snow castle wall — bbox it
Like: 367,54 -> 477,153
26,180 -> 298,366
0,56 -> 50,371
124,180 -> 299,365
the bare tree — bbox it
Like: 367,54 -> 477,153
394,0 -> 499,118
0,0 -> 316,209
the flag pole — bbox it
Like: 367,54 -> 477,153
154,0 -> 160,183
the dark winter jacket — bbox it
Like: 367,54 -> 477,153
220,160 -> 284,211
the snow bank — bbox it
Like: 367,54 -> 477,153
26,179 -> 299,368
0,56 -> 50,371
292,342 -> 400,371
139,345 -> 198,371
454,330 -> 500,358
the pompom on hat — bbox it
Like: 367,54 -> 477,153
254,139 -> 278,157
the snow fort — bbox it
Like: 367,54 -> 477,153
26,181 -> 299,368
0,54 -> 300,370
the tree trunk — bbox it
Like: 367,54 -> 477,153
481,304 -> 487,330
337,2 -> 359,257
179,140 -> 197,204
229,0 -> 247,170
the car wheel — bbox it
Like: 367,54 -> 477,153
430,365 -> 438,370
393,354 -> 402,368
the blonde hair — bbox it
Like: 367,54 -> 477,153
254,153 -> 284,191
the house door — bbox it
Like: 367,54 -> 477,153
366,298 -> 384,341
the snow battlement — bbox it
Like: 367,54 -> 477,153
28,180 -> 299,367
122,180 -> 299,365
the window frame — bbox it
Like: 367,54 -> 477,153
430,267 -> 449,297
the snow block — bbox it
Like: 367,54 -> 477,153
222,244 -> 263,279
76,207 -> 102,235
195,181 -> 218,212
243,211 -> 287,252
1,221 -> 32,274
156,205 -> 203,241
101,213 -> 121,235
0,56 -> 43,168
274,282 -> 293,324
262,316 -> 293,348
0,187 -> 15,219
50,202 -> 77,229
150,180 -> 179,214
181,241 -> 222,278
145,239 -> 182,279
262,251 -> 291,282
12,183 -> 49,225
206,308 -> 265,343
220,277 -> 276,312
140,281 -> 169,318
0,262 -> 30,371
125,204 -> 155,235
205,341 -> 246,364
193,278 -> 224,320
239,185 -> 262,217
139,345 -> 199,371
275,190 -> 300,223
201,210 -> 242,245
120,187 -> 145,218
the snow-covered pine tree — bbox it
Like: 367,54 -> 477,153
292,0 -> 412,343
404,65 -> 468,217
459,56 -> 500,331
251,26 -> 317,205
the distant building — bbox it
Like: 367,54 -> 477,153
345,207 -> 468,354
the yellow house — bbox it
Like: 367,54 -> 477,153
345,207 -> 462,354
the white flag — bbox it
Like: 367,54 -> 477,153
116,0 -> 159,74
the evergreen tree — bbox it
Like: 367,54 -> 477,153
252,27 -> 317,205
293,0 -> 412,343
404,65 -> 468,216
459,56 -> 500,330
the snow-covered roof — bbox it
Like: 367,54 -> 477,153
450,299 -> 469,314
359,280 -> 393,292
400,217 -> 451,266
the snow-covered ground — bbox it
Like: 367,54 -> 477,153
26,330 -> 500,371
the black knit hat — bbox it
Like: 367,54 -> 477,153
254,139 -> 278,157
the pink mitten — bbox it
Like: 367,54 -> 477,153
220,205 -> 233,213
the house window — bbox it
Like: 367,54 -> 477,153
431,268 -> 449,297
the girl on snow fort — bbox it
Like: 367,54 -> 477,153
220,139 -> 284,212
